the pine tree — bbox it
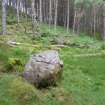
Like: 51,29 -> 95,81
2,0 -> 7,35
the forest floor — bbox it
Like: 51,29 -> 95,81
0,23 -> 105,105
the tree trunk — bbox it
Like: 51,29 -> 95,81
54,0 -> 58,31
31,0 -> 38,34
93,5 -> 96,37
67,0 -> 70,33
73,10 -> 76,33
17,0 -> 20,25
2,0 -> 7,35
49,0 -> 52,29
103,1 -> 105,40
39,0 -> 42,22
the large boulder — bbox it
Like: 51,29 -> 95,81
23,50 -> 63,88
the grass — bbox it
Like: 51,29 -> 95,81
1,14 -> 105,105
1,43 -> 105,105
62,53 -> 105,105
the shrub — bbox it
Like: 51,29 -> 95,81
4,58 -> 23,72
100,43 -> 105,50
12,48 -> 25,56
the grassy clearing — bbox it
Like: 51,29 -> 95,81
1,19 -> 105,105
1,44 -> 105,105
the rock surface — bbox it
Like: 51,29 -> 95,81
23,50 -> 63,87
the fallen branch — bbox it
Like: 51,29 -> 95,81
7,41 -> 21,45
6,41 -> 68,48
5,41 -> 40,48
51,45 -> 69,48
1,40 -> 105,58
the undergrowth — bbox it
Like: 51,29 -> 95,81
0,17 -> 105,105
